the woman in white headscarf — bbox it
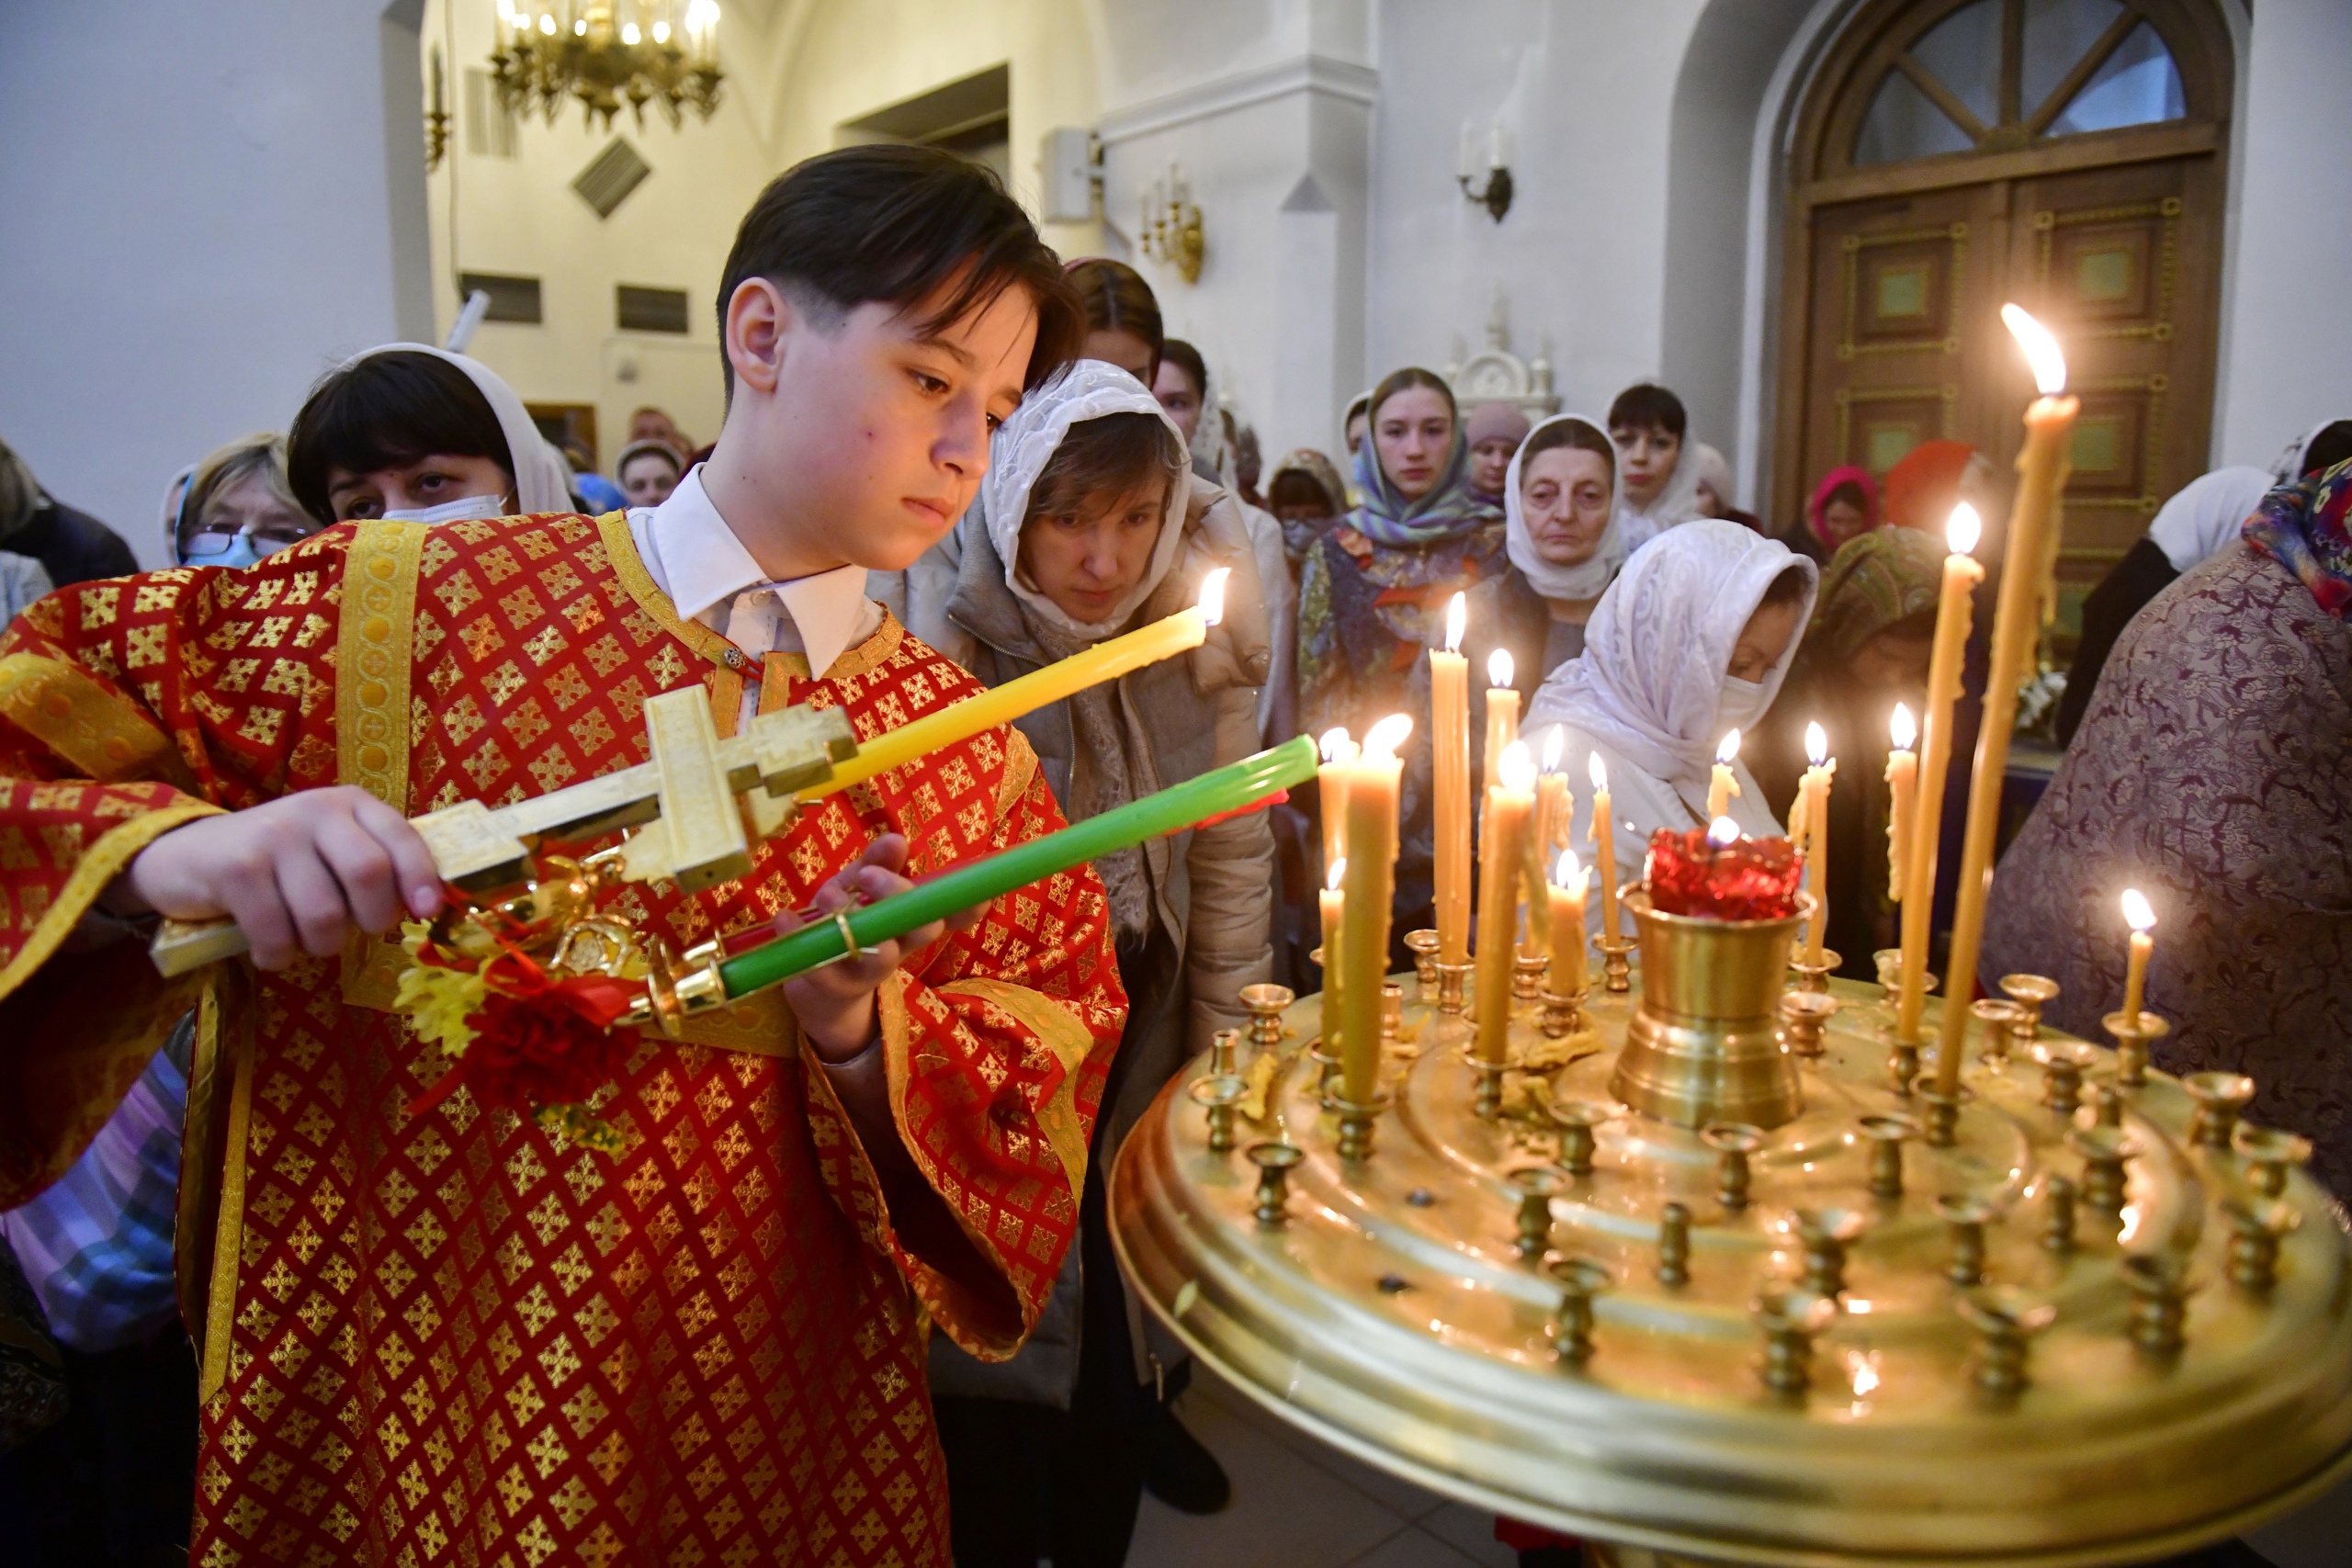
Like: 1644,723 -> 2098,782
285,343 -> 572,525
1525,519 -> 1818,920
922,360 -> 1273,1557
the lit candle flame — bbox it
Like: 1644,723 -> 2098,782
1890,702 -> 1917,750
1318,726 -> 1353,763
1498,739 -> 1535,793
1716,729 -> 1741,765
1444,592 -> 1465,654
2121,887 -> 2155,933
1707,816 -> 1741,848
1363,713 -> 1414,761
622,20 -> 640,42
1589,751 -> 1608,791
1805,721 -> 1828,767
1328,858 -> 1346,893
1488,648 -> 1514,689
1555,848 -> 1584,889
1198,567 -> 1229,627
1542,728 -> 1563,772
2001,303 -> 2067,396
1947,502 -> 1982,557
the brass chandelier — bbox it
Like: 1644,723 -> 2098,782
490,1 -> 723,131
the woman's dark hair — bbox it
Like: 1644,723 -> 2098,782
1823,479 -> 1868,513
1519,418 -> 1615,484
1068,258 -> 1163,378
1268,468 -> 1338,515
1608,382 -> 1688,441
1159,339 -> 1208,400
287,351 -> 513,526
718,144 -> 1084,399
1759,564 -> 1812,610
1369,367 -> 1456,427
2301,420 -> 2352,478
1024,412 -> 1186,526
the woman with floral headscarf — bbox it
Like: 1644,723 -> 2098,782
1295,368 -> 1505,942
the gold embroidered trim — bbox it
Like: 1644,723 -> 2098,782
824,611 -> 903,682
598,511 -> 735,666
0,802 -> 221,1004
995,728 -> 1039,821
198,976 -> 255,1404
933,976 -> 1091,1204
334,519 -> 427,811
0,652 -> 195,790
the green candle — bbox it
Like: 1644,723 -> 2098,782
715,735 -> 1317,999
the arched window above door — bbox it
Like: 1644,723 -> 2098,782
1817,0 -> 2222,178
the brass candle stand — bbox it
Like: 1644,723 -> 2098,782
1593,932 -> 1634,994
1113,918 -> 2352,1566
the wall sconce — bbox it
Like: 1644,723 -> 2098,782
1141,161 -> 1206,286
1458,118 -> 1512,223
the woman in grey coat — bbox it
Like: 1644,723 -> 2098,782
911,362 -> 1274,1564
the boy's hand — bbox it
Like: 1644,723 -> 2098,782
114,787 -> 444,971
780,834 -> 989,1062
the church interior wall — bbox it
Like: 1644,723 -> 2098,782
0,0 -> 434,570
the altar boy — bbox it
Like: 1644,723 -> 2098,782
0,145 -> 1121,1567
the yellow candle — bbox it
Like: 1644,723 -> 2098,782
1431,594 -> 1472,966
1884,704 -> 1917,904
1339,715 -> 1411,1104
1475,742 -> 1536,1065
1589,751 -> 1620,943
1547,849 -> 1589,998
1319,859 -> 1345,980
2120,888 -> 2154,1021
1801,724 -> 1834,964
812,568 -> 1227,797
1707,729 -> 1741,821
1483,648 -> 1521,786
1935,306 -> 2077,1093
1526,732 -> 1569,958
1317,728 -> 1357,878
1895,507 -> 1984,1045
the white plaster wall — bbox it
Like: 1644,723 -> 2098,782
2211,0 -> 2352,468
0,0 -> 433,570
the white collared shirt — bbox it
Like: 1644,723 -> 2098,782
628,466 -> 882,726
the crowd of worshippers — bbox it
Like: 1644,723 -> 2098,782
2,239 -> 2348,1568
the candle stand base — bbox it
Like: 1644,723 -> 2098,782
1513,953 -> 1547,1001
1885,1036 -> 1921,1098
1407,931 -> 1442,1004
2103,1009 -> 2170,1089
1466,1050 -> 1507,1121
1541,987 -> 1586,1040
1787,951 -> 1839,994
1435,961 -> 1471,1015
1595,936 -> 1634,995
1333,1091 -> 1390,1163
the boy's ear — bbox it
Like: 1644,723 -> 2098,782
724,277 -> 789,397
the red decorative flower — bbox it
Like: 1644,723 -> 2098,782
458,987 -> 637,1118
1646,828 -> 1803,921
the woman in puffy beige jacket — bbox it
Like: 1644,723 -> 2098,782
900,362 -> 1272,1562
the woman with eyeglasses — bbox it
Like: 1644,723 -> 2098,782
167,434 -> 320,568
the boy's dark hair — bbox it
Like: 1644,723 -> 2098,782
1068,258 -> 1163,378
1520,417 -> 1615,483
2300,419 -> 2352,478
1759,563 -> 1813,610
1023,412 -> 1185,527
1369,366 -> 1456,426
1159,339 -> 1208,400
1608,382 -> 1688,442
718,144 -> 1084,399
287,351 -> 514,525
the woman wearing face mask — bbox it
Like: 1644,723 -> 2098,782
1462,412 -> 1628,713
924,361 -> 1274,1557
166,434 -> 321,569
286,344 -> 571,526
1524,520 -> 1818,923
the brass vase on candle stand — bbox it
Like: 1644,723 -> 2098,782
1607,888 -> 1812,1131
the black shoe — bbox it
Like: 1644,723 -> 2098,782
1141,1404 -> 1230,1515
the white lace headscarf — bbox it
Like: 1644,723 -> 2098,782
1527,519 -> 1816,797
338,344 -> 575,514
978,360 -> 1191,642
2145,466 -> 2275,574
1504,412 -> 1627,603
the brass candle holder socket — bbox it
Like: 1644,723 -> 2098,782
1547,1256 -> 1613,1365
1860,1112 -> 1922,1200
1754,1286 -> 1838,1396
1333,1090 -> 1391,1163
2101,1009 -> 2170,1089
1240,984 -> 1295,1052
1540,987 -> 1587,1040
1435,960 -> 1472,1015
1550,1100 -> 1611,1176
2041,1174 -> 2079,1254
2069,1125 -> 2141,1214
1657,1201 -> 1692,1287
1786,948 -> 1840,995
1381,983 -> 1406,1044
1936,1193 -> 1996,1286
2233,1123 -> 2312,1199
2184,1070 -> 2257,1150
1871,947 -> 1903,1004
1792,1206 -> 1867,1298
1248,1142 -> 1305,1227
1916,1083 -> 1973,1149
1513,952 -> 1548,1001
2222,1196 -> 2300,1296
1509,1166 -> 1569,1258
1306,1040 -> 1343,1108
1594,934 -> 1634,995
1971,998 -> 2026,1068
1886,1035 -> 1922,1098
2120,1253 -> 2194,1358
1209,1027 -> 1240,1077
1190,1073 -> 1248,1154
1465,1048 -> 1508,1121
2000,973 -> 2062,1043
1406,929 -> 1441,1003
2032,1039 -> 2098,1119
1779,990 -> 1839,1060
1955,1287 -> 2057,1402
1702,1122 -> 1767,1212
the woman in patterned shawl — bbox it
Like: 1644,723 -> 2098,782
1984,459 -> 2352,1192
1295,368 -> 1504,943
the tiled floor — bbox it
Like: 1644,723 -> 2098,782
1123,1368 -> 1520,1568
